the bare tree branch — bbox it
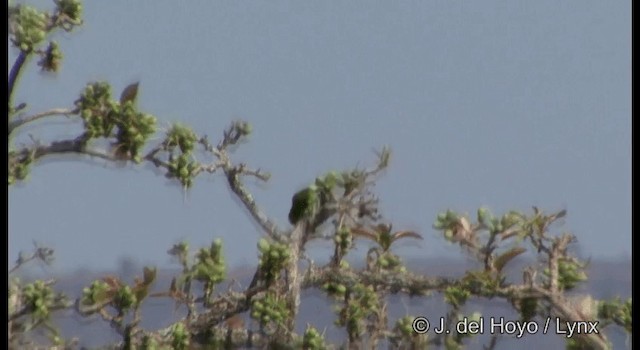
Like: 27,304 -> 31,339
9,108 -> 77,135
201,128 -> 281,240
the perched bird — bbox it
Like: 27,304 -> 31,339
288,187 -> 317,225
119,81 -> 140,105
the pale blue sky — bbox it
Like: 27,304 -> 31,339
9,1 -> 631,273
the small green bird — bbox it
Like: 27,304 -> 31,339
120,81 -> 140,105
288,187 -> 317,225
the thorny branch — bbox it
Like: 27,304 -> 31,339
200,132 -> 281,241
8,3 -> 628,350
8,108 -> 621,349
8,36 -> 623,350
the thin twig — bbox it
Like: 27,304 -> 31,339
223,164 -> 281,241
9,108 -> 77,135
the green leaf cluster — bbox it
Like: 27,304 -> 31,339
323,282 -> 348,298
75,82 -> 157,161
301,325 -> 327,349
544,259 -> 587,290
461,270 -> 504,296
9,5 -> 47,52
167,154 -> 198,188
191,239 -> 226,286
8,149 -> 35,184
80,266 -> 156,313
251,292 -> 289,327
598,298 -> 632,332
170,322 -> 189,350
22,280 -> 57,321
113,285 -> 136,311
390,315 -> 429,349
333,227 -> 353,252
114,106 -> 156,162
55,0 -> 83,24
257,238 -> 291,286
166,124 -> 198,154
164,123 -> 200,188
335,283 -> 379,338
76,82 -> 116,137
81,280 -> 110,305
375,252 -> 405,272
433,210 -> 461,241
443,286 -> 470,309
394,316 -> 417,337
